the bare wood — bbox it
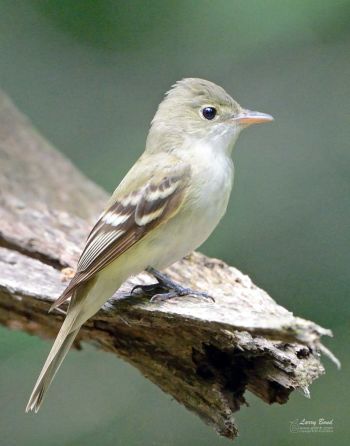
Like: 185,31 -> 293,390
0,90 -> 336,440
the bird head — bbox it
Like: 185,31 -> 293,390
146,78 -> 273,154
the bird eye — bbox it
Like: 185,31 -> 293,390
202,106 -> 217,120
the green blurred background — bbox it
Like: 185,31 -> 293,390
0,1 -> 349,445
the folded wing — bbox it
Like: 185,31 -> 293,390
51,162 -> 191,310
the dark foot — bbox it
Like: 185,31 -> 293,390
131,267 -> 215,303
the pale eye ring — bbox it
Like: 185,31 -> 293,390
202,106 -> 217,120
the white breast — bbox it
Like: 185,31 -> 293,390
148,138 -> 234,269
188,139 -> 234,235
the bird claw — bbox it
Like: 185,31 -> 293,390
131,268 -> 215,303
186,290 -> 215,303
150,289 -> 215,303
150,290 -> 178,303
131,283 -> 168,297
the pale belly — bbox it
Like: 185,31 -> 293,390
145,162 -> 233,269
146,198 -> 228,269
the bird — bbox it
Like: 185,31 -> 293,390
26,78 -> 273,412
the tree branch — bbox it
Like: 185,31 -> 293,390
0,90 -> 337,440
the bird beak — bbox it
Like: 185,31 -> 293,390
235,110 -> 274,126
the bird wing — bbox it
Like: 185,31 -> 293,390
51,156 -> 191,310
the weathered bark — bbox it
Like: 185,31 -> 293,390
0,90 -> 338,440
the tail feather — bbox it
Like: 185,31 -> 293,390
26,328 -> 79,413
26,276 -> 115,413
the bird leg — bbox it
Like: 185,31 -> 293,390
131,266 -> 215,302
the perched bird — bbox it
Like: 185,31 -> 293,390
26,78 -> 273,412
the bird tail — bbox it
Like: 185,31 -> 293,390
25,321 -> 79,413
25,274 -> 116,413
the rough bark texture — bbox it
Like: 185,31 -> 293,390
0,90 -> 337,440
